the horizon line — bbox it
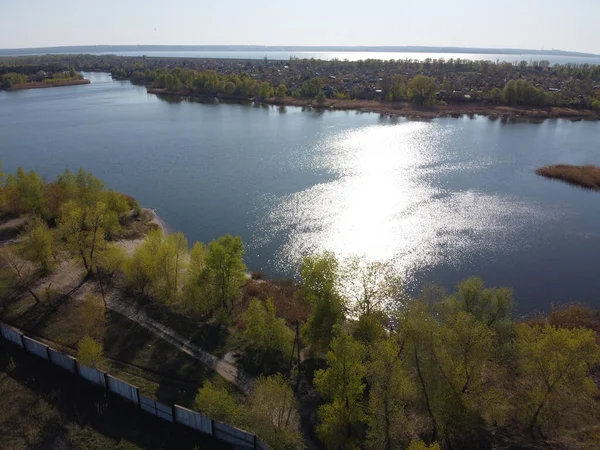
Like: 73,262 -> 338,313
1,44 -> 599,57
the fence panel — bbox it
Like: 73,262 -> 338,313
107,375 -> 139,405
48,348 -> 77,373
23,336 -> 49,360
213,421 -> 256,449
0,323 -> 24,347
77,363 -> 106,388
156,401 -> 174,422
139,395 -> 156,415
174,405 -> 212,434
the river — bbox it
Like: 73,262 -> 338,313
1,72 -> 600,313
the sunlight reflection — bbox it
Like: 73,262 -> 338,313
263,121 -> 554,288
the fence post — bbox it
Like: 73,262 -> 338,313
211,419 -> 215,436
19,332 -> 25,349
254,434 -> 258,449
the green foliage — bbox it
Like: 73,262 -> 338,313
195,381 -> 242,424
442,277 -> 514,338
242,298 -> 294,374
124,230 -> 189,303
314,329 -> 366,449
203,235 -> 246,313
19,218 -> 54,272
77,335 -> 104,367
300,78 -> 324,98
94,243 -> 127,278
0,72 -> 27,89
300,252 -> 345,354
515,324 -> 600,434
57,201 -> 114,276
248,375 -> 304,449
367,338 -> 415,450
275,84 -> 287,98
407,441 -> 441,450
502,79 -> 548,106
182,241 -> 209,313
0,246 -> 41,303
341,257 -> 403,317
316,91 -> 326,103
2,167 -> 44,216
408,75 -> 437,105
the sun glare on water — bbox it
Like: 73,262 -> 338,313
262,119 -> 551,287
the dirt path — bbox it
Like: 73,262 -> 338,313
105,292 -> 253,394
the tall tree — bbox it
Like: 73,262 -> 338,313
367,338 -> 415,450
314,329 -> 367,449
300,252 -> 345,354
242,298 -> 294,373
58,201 -> 116,277
408,75 -> 437,105
19,218 -> 54,273
203,235 -> 246,313
248,374 -> 304,449
515,324 -> 600,436
0,247 -> 41,303
341,257 -> 403,317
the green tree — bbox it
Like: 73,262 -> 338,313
242,298 -> 294,374
58,201 -> 116,277
195,381 -> 242,424
155,232 -> 188,304
341,257 -> 402,317
316,91 -> 326,103
124,229 -> 163,296
515,324 -> 600,436
442,277 -> 514,338
300,252 -> 345,354
77,335 -> 104,367
314,329 -> 366,449
94,243 -> 127,279
0,247 -> 41,303
276,84 -> 287,98
408,75 -> 437,105
367,338 -> 415,450
203,235 -> 246,313
2,167 -> 44,216
19,218 -> 54,273
248,374 -> 304,449
182,241 -> 209,313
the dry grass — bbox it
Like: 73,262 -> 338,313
535,164 -> 600,190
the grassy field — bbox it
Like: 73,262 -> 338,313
0,342 -> 230,450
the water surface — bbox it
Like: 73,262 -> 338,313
1,72 -> 600,313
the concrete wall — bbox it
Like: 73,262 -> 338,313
107,375 -> 139,405
23,336 -> 49,360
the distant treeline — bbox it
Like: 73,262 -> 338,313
0,65 -> 83,89
1,54 -> 600,109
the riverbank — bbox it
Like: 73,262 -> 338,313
8,78 -> 90,90
147,89 -> 600,121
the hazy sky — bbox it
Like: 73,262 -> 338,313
1,0 -> 598,53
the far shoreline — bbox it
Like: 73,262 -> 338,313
147,88 -> 600,122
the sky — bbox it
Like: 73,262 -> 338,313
1,0 -> 599,53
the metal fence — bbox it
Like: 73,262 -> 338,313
0,321 -> 269,450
